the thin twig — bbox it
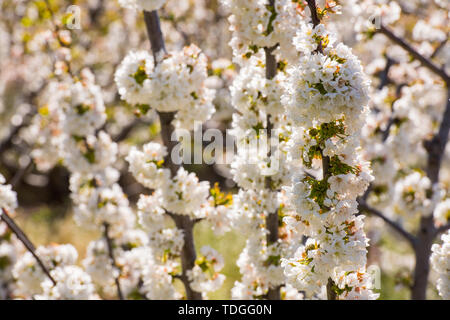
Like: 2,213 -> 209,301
113,119 -> 145,142
357,200 -> 416,246
8,161 -> 34,188
378,24 -> 450,84
103,223 -> 124,300
1,208 -> 56,285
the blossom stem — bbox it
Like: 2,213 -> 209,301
103,223 -> 124,300
1,207 -> 56,285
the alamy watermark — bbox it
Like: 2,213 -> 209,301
64,5 -> 81,30
168,121 -> 282,174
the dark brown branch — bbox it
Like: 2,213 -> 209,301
326,278 -> 338,300
376,57 -> 396,90
378,24 -> 450,85
8,161 -> 33,188
103,223 -> 124,300
306,0 -> 323,54
113,119 -> 144,142
358,200 -> 416,246
0,109 -> 36,155
306,0 -> 321,27
264,46 -> 277,80
435,223 -> 450,236
143,10 -> 168,62
1,208 -> 56,285
157,111 -> 179,177
424,88 -> 450,184
169,214 -> 202,300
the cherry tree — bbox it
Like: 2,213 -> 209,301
0,0 -> 448,300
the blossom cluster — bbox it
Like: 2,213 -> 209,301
221,0 -> 303,63
431,231 -> 450,300
114,45 -> 215,130
281,23 -> 378,299
13,244 -> 97,299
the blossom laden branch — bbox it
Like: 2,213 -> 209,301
263,5 -> 280,298
142,8 -> 202,300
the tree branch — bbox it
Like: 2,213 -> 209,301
113,119 -> 143,142
435,223 -> 450,236
143,10 -> 167,62
0,109 -> 36,155
103,223 -> 124,300
8,161 -> 33,188
306,0 -> 323,54
306,0 -> 321,28
424,88 -> 450,184
430,38 -> 447,59
378,24 -> 450,85
326,277 -> 338,300
357,200 -> 416,246
1,208 -> 56,285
